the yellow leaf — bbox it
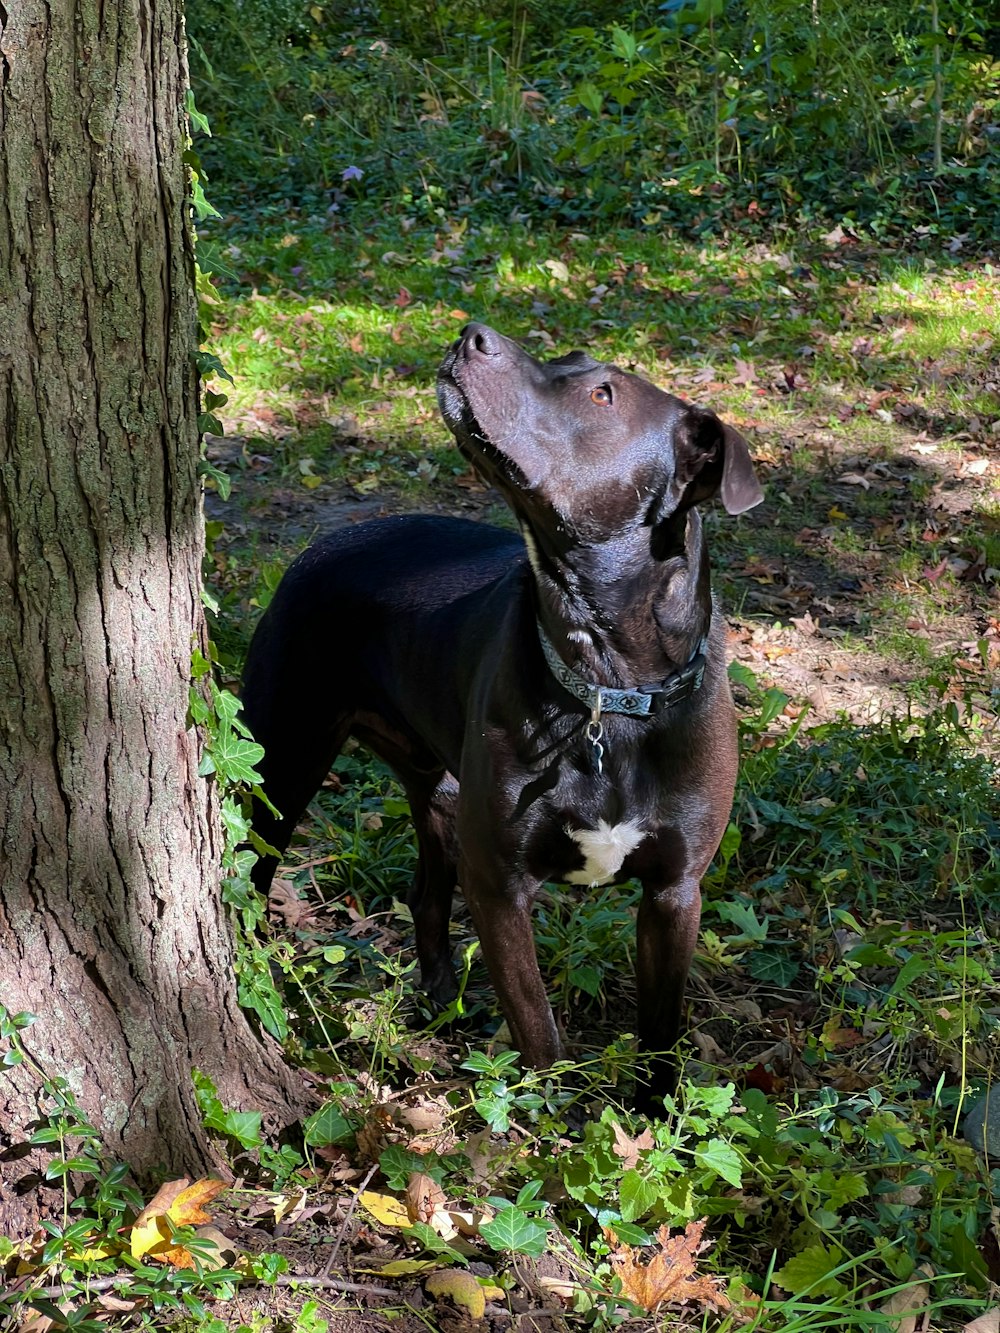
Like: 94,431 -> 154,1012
828,505 -> 848,520
359,1189 -> 411,1229
130,1210 -> 175,1262
76,1238 -> 119,1261
130,1177 -> 227,1266
426,1269 -> 487,1319
168,1177 -> 228,1225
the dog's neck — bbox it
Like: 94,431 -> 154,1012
523,509 -> 712,690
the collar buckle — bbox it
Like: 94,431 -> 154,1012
537,624 -> 707,719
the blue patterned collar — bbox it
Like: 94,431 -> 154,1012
537,622 -> 707,718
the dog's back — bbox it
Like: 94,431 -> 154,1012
241,514 -> 526,873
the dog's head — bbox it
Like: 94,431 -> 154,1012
437,323 -> 762,547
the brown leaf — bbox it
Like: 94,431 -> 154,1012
610,1121 -> 655,1171
878,1279 -> 929,1333
964,1310 -> 1000,1333
606,1219 -> 730,1313
733,358 -> 757,385
690,1030 -> 728,1064
406,1172 -> 447,1226
268,879 -> 316,928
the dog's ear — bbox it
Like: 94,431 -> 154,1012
672,410 -> 763,516
719,423 -> 764,514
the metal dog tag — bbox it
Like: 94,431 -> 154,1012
585,717 -> 605,777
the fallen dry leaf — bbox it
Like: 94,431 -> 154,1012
610,1121 -> 655,1171
605,1219 -> 730,1313
964,1311 -> 1000,1333
877,1279 -> 929,1333
96,1293 -> 144,1314
690,1030 -> 728,1064
130,1177 -> 228,1268
358,1257 -> 440,1277
270,1187 -> 309,1225
403,1171 -> 492,1242
406,1172 -> 448,1227
192,1224 -> 239,1272
391,1094 -> 457,1153
268,879 -> 316,928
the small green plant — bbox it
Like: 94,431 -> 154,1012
189,650 -> 289,1041
0,1010 -> 257,1330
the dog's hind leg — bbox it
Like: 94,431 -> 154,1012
403,772 -> 461,1005
240,647 -> 352,891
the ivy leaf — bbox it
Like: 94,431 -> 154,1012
380,1145 -> 430,1190
221,1111 -> 263,1150
211,730 -> 266,786
748,950 -> 800,986
237,966 -> 288,1040
305,1101 -> 356,1147
479,1206 -> 549,1256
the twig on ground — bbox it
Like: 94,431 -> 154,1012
319,1159 -> 379,1278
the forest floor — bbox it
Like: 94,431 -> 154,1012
183,219 -> 1000,1332
9,222 -> 999,1333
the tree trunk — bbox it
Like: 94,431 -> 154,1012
0,0 -> 307,1235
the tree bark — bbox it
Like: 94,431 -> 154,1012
0,0 -> 307,1235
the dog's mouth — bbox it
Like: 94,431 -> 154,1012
437,345 -> 534,494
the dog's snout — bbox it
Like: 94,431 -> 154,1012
461,322 -> 502,358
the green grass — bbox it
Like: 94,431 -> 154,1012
10,167 -> 1000,1333
191,201 -> 1000,1322
221,675 -> 999,1327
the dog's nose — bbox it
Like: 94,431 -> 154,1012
461,323 -> 502,358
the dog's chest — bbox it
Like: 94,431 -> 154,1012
562,818 -> 647,886
521,756 -> 667,889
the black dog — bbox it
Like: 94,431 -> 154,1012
241,324 -> 762,1109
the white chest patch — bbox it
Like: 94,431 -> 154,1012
564,819 -> 647,887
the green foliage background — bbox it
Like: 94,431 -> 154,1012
187,0 -> 999,239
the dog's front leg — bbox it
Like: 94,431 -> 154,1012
634,876 -> 702,1114
460,860 -> 564,1071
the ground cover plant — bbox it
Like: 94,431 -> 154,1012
3,4 -> 1000,1330
6,218 -> 997,1330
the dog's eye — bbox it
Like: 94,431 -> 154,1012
590,385 -> 613,406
